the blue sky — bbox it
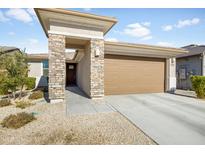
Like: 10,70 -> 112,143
0,8 -> 205,53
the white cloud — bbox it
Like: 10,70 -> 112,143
157,42 -> 173,47
8,32 -> 15,36
123,22 -> 152,41
142,22 -> 151,27
5,9 -> 33,23
162,25 -> 173,31
162,18 -> 200,31
0,10 -> 9,22
175,18 -> 200,28
105,37 -> 118,42
124,23 -> 151,38
140,36 -> 153,41
28,38 -> 38,44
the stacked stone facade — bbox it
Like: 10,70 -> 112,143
90,39 -> 104,98
48,34 -> 66,103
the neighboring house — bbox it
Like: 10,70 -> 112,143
30,8 -> 187,103
0,46 -> 47,88
176,44 -> 205,90
0,46 -> 20,55
0,46 -> 21,74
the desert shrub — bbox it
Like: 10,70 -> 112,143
25,77 -> 36,90
190,76 -> 205,98
0,99 -> 11,107
15,100 -> 34,109
0,87 -> 9,95
1,112 -> 36,129
28,90 -> 44,100
0,51 -> 29,99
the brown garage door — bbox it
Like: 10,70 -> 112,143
105,54 -> 165,95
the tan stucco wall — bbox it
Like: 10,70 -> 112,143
76,43 -> 91,97
28,62 -> 48,88
28,62 -> 43,77
28,62 -> 42,87
49,21 -> 104,39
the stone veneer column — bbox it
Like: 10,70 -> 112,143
90,39 -> 104,98
166,58 -> 176,93
48,34 -> 66,103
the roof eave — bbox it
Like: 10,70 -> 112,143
34,8 -> 117,38
34,8 -> 49,38
105,41 -> 188,58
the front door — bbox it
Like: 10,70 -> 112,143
66,63 -> 76,86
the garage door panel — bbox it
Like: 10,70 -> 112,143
105,54 -> 165,95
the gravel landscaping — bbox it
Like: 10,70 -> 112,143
0,100 -> 156,145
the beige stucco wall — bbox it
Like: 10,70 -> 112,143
28,62 -> 43,77
76,43 -> 91,97
28,62 -> 48,88
28,62 -> 42,87
49,21 -> 104,39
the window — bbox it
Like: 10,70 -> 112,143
42,60 -> 48,77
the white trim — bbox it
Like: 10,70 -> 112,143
166,58 -> 176,92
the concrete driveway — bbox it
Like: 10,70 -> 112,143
105,93 -> 205,145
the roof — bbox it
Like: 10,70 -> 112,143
27,53 -> 48,61
27,41 -> 188,60
34,8 -> 187,58
0,46 -> 20,55
34,8 -> 117,37
105,41 -> 188,58
27,52 -> 78,61
177,44 -> 205,58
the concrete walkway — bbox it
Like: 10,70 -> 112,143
65,86 -> 114,115
105,93 -> 205,145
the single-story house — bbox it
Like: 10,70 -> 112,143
176,44 -> 205,90
0,46 -> 21,55
29,8 -> 187,103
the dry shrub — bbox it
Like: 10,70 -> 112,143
31,129 -> 76,144
29,90 -> 44,100
15,100 -> 35,109
1,112 -> 36,129
0,99 -> 11,107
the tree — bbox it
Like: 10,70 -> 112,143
0,50 -> 29,99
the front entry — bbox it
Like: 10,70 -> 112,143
66,63 -> 77,86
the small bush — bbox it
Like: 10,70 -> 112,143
15,100 -> 34,109
25,77 -> 36,90
1,112 -> 36,129
190,76 -> 205,98
28,90 -> 44,100
0,88 -> 9,95
0,99 -> 11,107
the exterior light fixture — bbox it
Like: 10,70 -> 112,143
95,47 -> 100,57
